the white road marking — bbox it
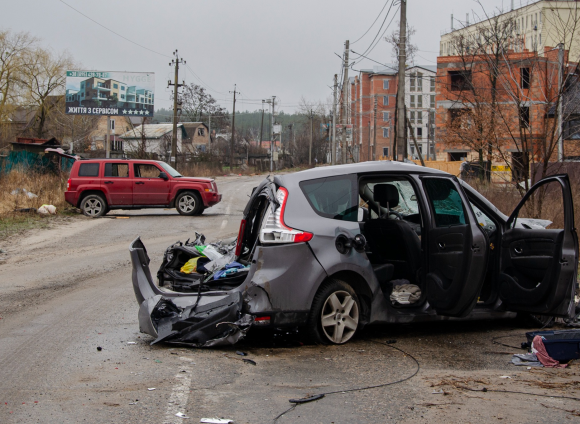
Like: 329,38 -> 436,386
220,219 -> 228,229
163,362 -> 193,424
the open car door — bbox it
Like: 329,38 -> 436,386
498,175 -> 578,317
421,176 -> 489,317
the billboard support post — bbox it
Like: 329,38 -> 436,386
106,115 -> 111,158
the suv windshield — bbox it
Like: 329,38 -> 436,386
159,162 -> 182,178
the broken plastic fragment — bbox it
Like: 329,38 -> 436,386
243,359 -> 256,366
127,342 -> 136,345
499,376 -> 511,379
200,419 -> 233,424
175,412 -> 190,419
148,388 -> 156,391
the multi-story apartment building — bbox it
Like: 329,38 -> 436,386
346,65 -> 437,162
348,66 -> 398,161
440,0 -> 580,59
77,78 -> 154,110
406,65 -> 437,160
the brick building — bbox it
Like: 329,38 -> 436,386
348,66 -> 398,161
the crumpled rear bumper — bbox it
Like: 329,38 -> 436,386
129,237 -> 252,347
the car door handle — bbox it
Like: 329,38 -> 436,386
104,181 -> 114,184
514,247 -> 523,254
135,182 -> 145,185
438,242 -> 446,250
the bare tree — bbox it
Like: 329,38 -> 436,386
385,24 -> 418,64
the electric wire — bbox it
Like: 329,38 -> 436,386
352,2 -> 399,67
58,0 -> 171,59
271,339 -> 420,423
351,0 -> 392,45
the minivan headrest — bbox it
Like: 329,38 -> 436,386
374,184 -> 399,207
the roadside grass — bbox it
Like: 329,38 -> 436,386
0,170 -> 79,238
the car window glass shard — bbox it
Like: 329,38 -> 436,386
424,178 -> 467,227
300,175 -> 358,221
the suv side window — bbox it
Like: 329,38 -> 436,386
78,163 -> 99,177
299,174 -> 358,221
105,163 -> 129,177
134,164 -> 162,178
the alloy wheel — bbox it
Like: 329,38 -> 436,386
83,198 -> 103,217
178,195 -> 196,213
320,290 -> 359,344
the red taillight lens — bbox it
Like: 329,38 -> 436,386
235,219 -> 247,257
67,178 -> 71,191
260,187 -> 313,244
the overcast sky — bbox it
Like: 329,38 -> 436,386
2,0 -> 523,113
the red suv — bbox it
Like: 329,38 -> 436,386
65,159 -> 221,217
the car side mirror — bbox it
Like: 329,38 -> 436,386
159,172 -> 169,180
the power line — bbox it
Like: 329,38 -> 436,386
351,0 -> 392,45
354,1 -> 398,65
58,0 -> 171,59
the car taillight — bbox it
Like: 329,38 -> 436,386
67,178 -> 71,191
235,219 -> 247,257
259,187 -> 313,244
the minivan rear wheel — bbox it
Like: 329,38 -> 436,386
308,279 -> 360,345
176,191 -> 203,216
80,194 -> 107,218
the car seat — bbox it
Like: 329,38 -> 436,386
364,184 -> 422,284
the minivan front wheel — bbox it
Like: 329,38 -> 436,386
80,194 -> 107,218
308,279 -> 360,344
176,191 -> 203,216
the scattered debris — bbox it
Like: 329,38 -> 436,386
175,412 -> 190,419
432,389 -> 449,395
127,342 -> 137,345
235,351 -> 247,356
243,359 -> 256,366
154,360 -> 162,363
200,419 -> 233,424
148,388 -> 156,391
390,281 -> 421,305
289,394 -> 325,404
97,346 -> 102,351
499,376 -> 512,379
37,204 -> 56,215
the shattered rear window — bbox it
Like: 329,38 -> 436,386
300,175 -> 358,221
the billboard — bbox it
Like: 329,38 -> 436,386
65,70 -> 155,116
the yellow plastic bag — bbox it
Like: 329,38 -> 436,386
181,257 -> 201,274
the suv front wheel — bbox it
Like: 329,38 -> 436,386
308,279 -> 360,344
81,194 -> 108,218
176,191 -> 203,216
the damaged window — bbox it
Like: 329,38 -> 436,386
424,178 -> 467,227
300,175 -> 358,221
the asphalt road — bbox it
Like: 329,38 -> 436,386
1,174 -> 579,424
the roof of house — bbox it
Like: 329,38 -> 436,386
118,123 -> 186,139
11,137 -> 60,146
359,64 -> 437,77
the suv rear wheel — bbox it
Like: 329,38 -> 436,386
308,279 -> 360,344
176,191 -> 203,216
80,194 -> 107,218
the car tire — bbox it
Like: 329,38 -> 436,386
307,279 -> 360,345
176,191 -> 203,216
80,194 -> 107,218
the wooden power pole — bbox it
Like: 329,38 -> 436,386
332,74 -> 338,165
168,49 -> 185,169
341,40 -> 349,164
396,0 -> 407,161
373,95 -> 377,161
229,85 -> 239,170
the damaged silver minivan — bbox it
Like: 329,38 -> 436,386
130,162 -> 579,346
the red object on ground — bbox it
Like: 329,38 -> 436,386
533,335 -> 568,368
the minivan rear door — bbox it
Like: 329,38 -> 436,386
421,176 -> 489,317
497,174 -> 578,317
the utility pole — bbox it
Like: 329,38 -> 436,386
208,115 -> 212,155
229,85 -> 239,170
168,49 -> 185,169
260,100 -> 265,148
373,95 -> 377,161
396,0 -> 407,161
270,96 -> 276,172
105,116 -> 110,158
557,43 -> 564,162
407,115 -> 425,166
309,109 -> 314,165
332,74 -> 338,165
367,120 -> 371,161
341,40 -> 350,164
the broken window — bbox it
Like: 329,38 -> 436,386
449,70 -> 472,91
521,67 -> 530,89
300,174 -> 358,222
197,128 -> 205,136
